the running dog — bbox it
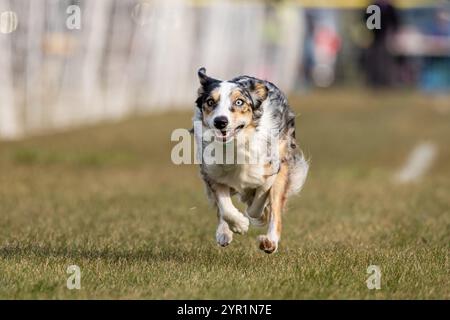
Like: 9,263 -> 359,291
193,67 -> 308,253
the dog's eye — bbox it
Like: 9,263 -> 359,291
206,99 -> 215,107
235,99 -> 244,106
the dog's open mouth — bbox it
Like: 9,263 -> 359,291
214,124 -> 245,143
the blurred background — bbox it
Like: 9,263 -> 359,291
0,0 -> 449,299
0,0 -> 449,139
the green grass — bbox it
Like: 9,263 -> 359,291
0,90 -> 448,299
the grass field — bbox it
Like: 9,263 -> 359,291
0,91 -> 448,299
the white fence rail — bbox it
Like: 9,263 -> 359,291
0,0 -> 304,139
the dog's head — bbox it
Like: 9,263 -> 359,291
195,67 -> 268,143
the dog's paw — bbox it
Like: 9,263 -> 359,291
257,235 -> 278,254
226,214 -> 249,235
216,231 -> 233,247
216,221 -> 233,247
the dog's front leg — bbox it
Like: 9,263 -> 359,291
216,216 -> 233,247
213,184 -> 250,235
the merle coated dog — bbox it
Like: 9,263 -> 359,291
193,68 -> 308,253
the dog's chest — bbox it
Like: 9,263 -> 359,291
205,163 -> 266,193
202,129 -> 274,193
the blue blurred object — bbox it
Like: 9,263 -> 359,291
420,7 -> 450,93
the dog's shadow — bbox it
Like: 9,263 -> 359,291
0,242 -> 202,264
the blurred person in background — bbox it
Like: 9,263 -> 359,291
301,9 -> 341,88
301,12 -> 316,89
363,0 -> 401,88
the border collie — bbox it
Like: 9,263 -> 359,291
193,68 -> 308,253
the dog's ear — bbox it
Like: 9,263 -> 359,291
198,67 -> 218,87
235,78 -> 268,109
249,82 -> 268,109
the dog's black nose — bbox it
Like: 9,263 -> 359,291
214,116 -> 229,130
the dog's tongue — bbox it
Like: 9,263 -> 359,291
215,130 -> 232,142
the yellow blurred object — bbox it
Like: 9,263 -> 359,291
191,0 -> 437,9
43,33 -> 78,56
350,23 -> 374,49
292,0 -> 436,8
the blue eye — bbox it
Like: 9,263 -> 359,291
235,99 -> 244,106
206,99 -> 215,107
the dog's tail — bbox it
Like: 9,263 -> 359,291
287,151 -> 309,196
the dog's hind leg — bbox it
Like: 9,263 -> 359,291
246,188 -> 269,227
257,163 -> 289,254
246,163 -> 278,226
